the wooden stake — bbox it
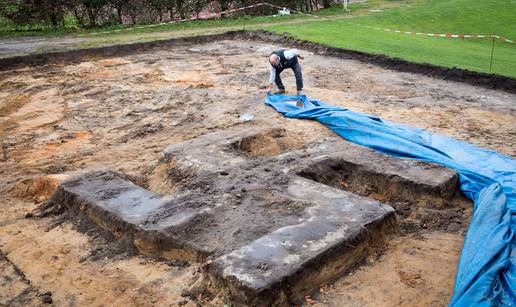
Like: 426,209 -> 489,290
489,35 -> 495,71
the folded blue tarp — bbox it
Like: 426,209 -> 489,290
265,94 -> 515,306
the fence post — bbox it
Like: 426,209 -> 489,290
489,35 -> 495,71
261,3 -> 265,30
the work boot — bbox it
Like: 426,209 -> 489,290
274,89 -> 286,95
297,90 -> 304,96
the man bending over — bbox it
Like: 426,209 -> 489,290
266,49 -> 304,96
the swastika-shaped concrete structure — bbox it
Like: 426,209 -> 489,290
49,126 -> 458,305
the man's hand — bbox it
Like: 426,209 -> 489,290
266,83 -> 273,94
298,55 -> 304,60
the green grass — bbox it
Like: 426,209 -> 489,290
0,8 -> 316,37
1,0 -> 514,77
0,15 -> 80,35
0,14 -> 303,38
0,1 -> 393,38
268,0 -> 516,77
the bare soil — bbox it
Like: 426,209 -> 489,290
0,38 -> 514,306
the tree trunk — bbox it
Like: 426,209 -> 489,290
116,6 -> 123,24
88,8 -> 96,27
73,9 -> 85,27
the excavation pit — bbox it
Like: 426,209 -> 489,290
2,33 -> 511,306
297,156 -> 459,207
232,128 -> 306,157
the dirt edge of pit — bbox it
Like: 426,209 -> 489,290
1,30 -> 515,94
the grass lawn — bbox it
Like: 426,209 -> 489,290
267,0 -> 516,77
1,0 -> 514,77
0,3 -> 365,38
0,0 -> 403,38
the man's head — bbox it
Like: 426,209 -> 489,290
269,54 -> 280,66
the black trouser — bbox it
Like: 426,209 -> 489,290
275,62 -> 303,91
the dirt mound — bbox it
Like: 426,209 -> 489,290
146,159 -> 198,195
233,128 -> 306,157
10,175 -> 63,202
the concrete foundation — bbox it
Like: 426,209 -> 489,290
48,127 -> 458,305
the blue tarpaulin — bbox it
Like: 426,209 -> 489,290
265,94 -> 516,306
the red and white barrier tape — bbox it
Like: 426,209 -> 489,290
363,25 -> 514,44
492,35 -> 514,44
78,3 -> 266,36
78,2 -> 324,37
77,4 -> 514,45
263,3 -> 326,19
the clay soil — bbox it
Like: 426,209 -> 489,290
0,39 -> 515,306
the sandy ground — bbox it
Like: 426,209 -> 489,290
0,39 -> 515,306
